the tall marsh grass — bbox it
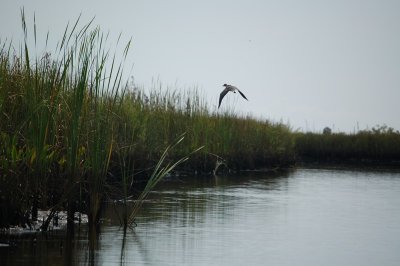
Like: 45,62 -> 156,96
0,13 -> 295,228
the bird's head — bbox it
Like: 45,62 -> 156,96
223,84 -> 228,87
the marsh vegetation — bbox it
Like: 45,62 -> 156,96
1,12 -> 399,230
295,125 -> 400,166
0,13 -> 294,229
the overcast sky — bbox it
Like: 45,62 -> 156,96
1,0 -> 399,132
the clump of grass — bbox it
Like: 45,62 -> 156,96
0,11 -> 132,228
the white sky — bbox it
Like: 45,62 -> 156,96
1,0 -> 399,132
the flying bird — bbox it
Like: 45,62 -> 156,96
218,84 -> 248,108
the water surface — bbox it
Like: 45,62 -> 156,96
1,168 -> 400,265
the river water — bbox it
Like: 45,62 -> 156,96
1,168 -> 400,265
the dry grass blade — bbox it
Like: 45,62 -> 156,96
127,134 -> 203,226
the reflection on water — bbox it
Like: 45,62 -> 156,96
1,169 -> 400,265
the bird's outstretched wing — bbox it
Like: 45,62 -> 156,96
237,89 -> 248,101
218,87 -> 230,108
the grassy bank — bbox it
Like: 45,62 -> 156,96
0,15 -> 294,228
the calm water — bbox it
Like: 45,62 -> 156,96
1,168 -> 400,265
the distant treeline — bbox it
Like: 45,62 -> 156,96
294,126 -> 400,166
